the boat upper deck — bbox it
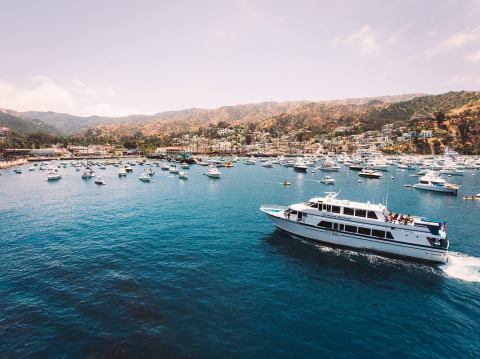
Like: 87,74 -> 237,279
293,192 -> 443,231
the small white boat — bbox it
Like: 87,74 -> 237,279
94,176 -> 105,185
125,165 -> 133,173
82,169 -> 94,179
28,166 -> 36,171
46,169 -> 62,181
319,159 -> 340,171
179,171 -> 189,179
161,163 -> 170,170
180,162 -> 190,169
118,167 -> 127,177
206,166 -> 221,178
139,173 -> 151,182
13,168 -> 22,174
321,176 -> 336,184
262,160 -> 273,168
169,164 -> 179,174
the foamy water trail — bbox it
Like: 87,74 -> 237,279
441,252 -> 480,282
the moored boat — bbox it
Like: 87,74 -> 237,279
206,165 -> 221,178
293,159 -> 308,172
139,173 -> 151,182
413,171 -> 459,195
94,175 -> 105,185
46,169 -> 62,181
359,169 -> 382,179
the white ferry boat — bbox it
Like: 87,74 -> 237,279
260,192 -> 449,263
413,171 -> 459,195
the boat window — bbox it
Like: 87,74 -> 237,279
345,225 -> 357,233
327,205 -> 332,212
420,181 -> 428,184
427,224 -> 440,235
358,227 -> 371,236
309,202 -> 319,209
386,232 -> 394,239
333,223 -> 338,230
367,211 -> 378,219
318,221 -> 332,229
372,229 -> 385,238
339,224 -> 344,231
290,210 -> 298,215
332,206 -> 341,213
298,212 -> 303,220
343,207 -> 354,216
355,209 -> 367,217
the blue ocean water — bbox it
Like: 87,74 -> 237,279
1,162 -> 479,358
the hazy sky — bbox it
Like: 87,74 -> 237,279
1,0 -> 480,116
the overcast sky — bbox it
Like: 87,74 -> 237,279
0,0 -> 480,116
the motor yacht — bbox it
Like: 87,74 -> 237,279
139,173 -> 151,182
293,159 -> 308,172
169,164 -> 179,174
46,169 -> 62,181
206,165 -> 221,178
321,176 -> 336,184
94,176 -> 106,185
260,192 -> 449,263
179,171 -> 189,179
359,169 -> 382,179
413,171 -> 459,195
82,169 -> 94,179
118,167 -> 127,177
319,159 -> 340,171
262,160 -> 273,168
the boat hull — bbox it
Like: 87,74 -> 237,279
413,184 -> 458,195
294,166 -> 307,172
261,210 -> 448,264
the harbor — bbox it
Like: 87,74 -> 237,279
1,152 -> 480,357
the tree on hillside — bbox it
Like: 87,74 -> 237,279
432,140 -> 442,154
433,111 -> 446,126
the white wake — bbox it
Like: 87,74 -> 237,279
441,252 -> 480,282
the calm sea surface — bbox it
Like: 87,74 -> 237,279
1,161 -> 479,358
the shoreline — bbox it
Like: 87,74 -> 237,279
0,158 -> 28,169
